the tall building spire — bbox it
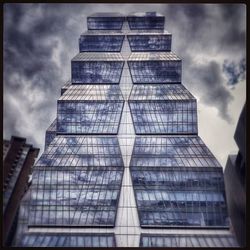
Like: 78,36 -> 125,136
14,12 -> 239,247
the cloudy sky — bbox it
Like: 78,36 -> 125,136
3,3 -> 246,168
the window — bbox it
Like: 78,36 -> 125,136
140,234 -> 239,247
127,15 -> 165,30
71,53 -> 124,84
127,34 -> 171,51
87,13 -> 125,30
45,119 -> 57,148
30,136 -> 124,227
128,52 -> 181,84
57,85 -> 124,134
130,136 -> 228,227
129,85 -> 197,134
79,35 -> 124,52
19,233 -> 116,247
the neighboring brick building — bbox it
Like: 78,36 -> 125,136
3,136 -> 39,246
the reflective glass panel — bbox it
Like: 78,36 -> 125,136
87,14 -> 125,30
18,233 -> 116,247
61,80 -> 71,95
130,136 -> 228,227
130,136 -> 221,168
127,34 -> 171,51
129,85 -> 197,134
140,234 -> 239,247
128,52 -> 181,84
29,136 -> 124,227
71,53 -> 124,84
79,35 -> 124,52
129,84 -> 193,101
45,119 -> 57,148
57,85 -> 124,134
127,14 -> 165,30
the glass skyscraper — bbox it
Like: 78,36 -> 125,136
14,12 -> 239,247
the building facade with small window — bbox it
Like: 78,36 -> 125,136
3,136 -> 39,246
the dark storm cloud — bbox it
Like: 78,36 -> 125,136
161,4 -> 245,122
4,4 -> 82,87
219,4 -> 246,49
192,61 -> 234,122
222,58 -> 246,86
3,4 -> 92,146
3,4 -> 246,151
164,4 -> 246,53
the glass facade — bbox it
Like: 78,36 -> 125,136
19,233 -> 116,247
14,11 -> 238,247
128,52 -> 181,84
57,85 -> 124,134
87,13 -> 125,30
131,167 -> 228,227
45,119 -> 57,149
30,136 -> 124,226
130,137 -> 221,168
61,80 -> 71,95
127,12 -> 165,30
130,136 -> 228,227
127,34 -> 171,51
71,53 -> 124,84
129,85 -> 197,134
79,34 -> 124,52
140,234 -> 239,247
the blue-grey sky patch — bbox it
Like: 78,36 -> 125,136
223,58 -> 246,86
